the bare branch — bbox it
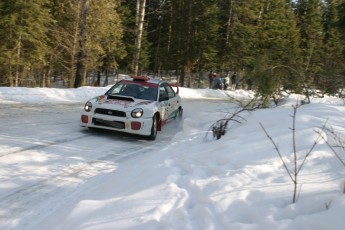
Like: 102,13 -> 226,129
259,122 -> 295,183
316,129 -> 345,168
297,121 -> 327,174
205,98 -> 260,140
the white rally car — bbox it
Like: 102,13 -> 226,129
81,76 -> 183,140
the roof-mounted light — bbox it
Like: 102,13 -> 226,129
132,76 -> 150,81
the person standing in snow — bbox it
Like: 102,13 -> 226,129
214,73 -> 222,89
246,77 -> 253,90
208,70 -> 214,89
231,71 -> 238,90
96,71 -> 101,86
223,72 -> 230,90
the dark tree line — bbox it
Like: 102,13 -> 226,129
1,0 -> 345,101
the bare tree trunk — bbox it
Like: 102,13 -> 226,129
42,71 -> 46,87
82,67 -> 87,86
180,68 -> 185,87
46,67 -> 52,87
45,55 -> 52,87
103,67 -> 109,87
292,104 -> 298,203
15,35 -> 22,87
134,0 -> 140,47
154,16 -> 162,75
70,24 -> 79,87
133,0 -> 146,76
226,0 -> 233,47
8,65 -> 13,87
67,1 -> 82,87
184,0 -> 193,88
74,0 -> 88,88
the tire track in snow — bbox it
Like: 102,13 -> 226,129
0,133 -> 94,157
0,132 -> 172,230
0,101 -> 183,229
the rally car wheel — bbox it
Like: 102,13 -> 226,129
148,115 -> 158,140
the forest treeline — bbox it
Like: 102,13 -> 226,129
1,0 -> 345,102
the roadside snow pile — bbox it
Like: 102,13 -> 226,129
0,87 -> 109,104
0,86 -> 255,104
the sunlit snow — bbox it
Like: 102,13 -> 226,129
0,86 -> 345,230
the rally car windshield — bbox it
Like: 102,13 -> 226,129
106,82 -> 158,101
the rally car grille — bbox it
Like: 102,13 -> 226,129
95,108 -> 126,117
93,118 -> 125,129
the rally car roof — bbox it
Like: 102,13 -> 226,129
125,76 -> 164,85
119,76 -> 180,94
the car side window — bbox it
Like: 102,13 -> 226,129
159,85 -> 169,101
165,84 -> 176,98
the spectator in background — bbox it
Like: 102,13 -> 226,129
208,70 -> 214,89
96,71 -> 101,86
214,73 -> 222,89
231,71 -> 238,90
246,77 -> 253,90
223,72 -> 230,90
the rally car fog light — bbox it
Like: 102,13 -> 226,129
84,101 -> 92,112
131,121 -> 141,130
81,115 -> 89,123
131,108 -> 143,118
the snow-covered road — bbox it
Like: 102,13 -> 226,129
0,99 -> 232,229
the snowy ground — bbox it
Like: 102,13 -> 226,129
1,86 -> 345,230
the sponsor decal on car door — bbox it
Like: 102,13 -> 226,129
159,85 -> 170,121
160,101 -> 169,121
165,84 -> 178,119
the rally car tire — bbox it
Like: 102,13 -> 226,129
148,115 -> 158,140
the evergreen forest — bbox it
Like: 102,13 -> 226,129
1,0 -> 345,103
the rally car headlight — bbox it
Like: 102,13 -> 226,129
84,101 -> 92,112
131,108 -> 143,118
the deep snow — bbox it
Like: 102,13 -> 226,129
1,85 -> 345,230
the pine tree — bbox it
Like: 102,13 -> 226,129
218,0 -> 301,103
74,0 -> 88,88
48,0 -> 82,87
339,0 -> 345,40
339,0 -> 345,72
254,0 -> 302,100
87,0 -> 126,85
117,0 -> 151,75
320,0 -> 345,94
0,0 -> 53,87
296,0 -> 325,77
156,0 -> 219,87
1,0 -> 344,92
218,0 -> 263,73
48,0 -> 125,87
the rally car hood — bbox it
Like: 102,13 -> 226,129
92,94 -> 157,111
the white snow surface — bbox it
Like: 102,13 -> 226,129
1,86 -> 345,230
